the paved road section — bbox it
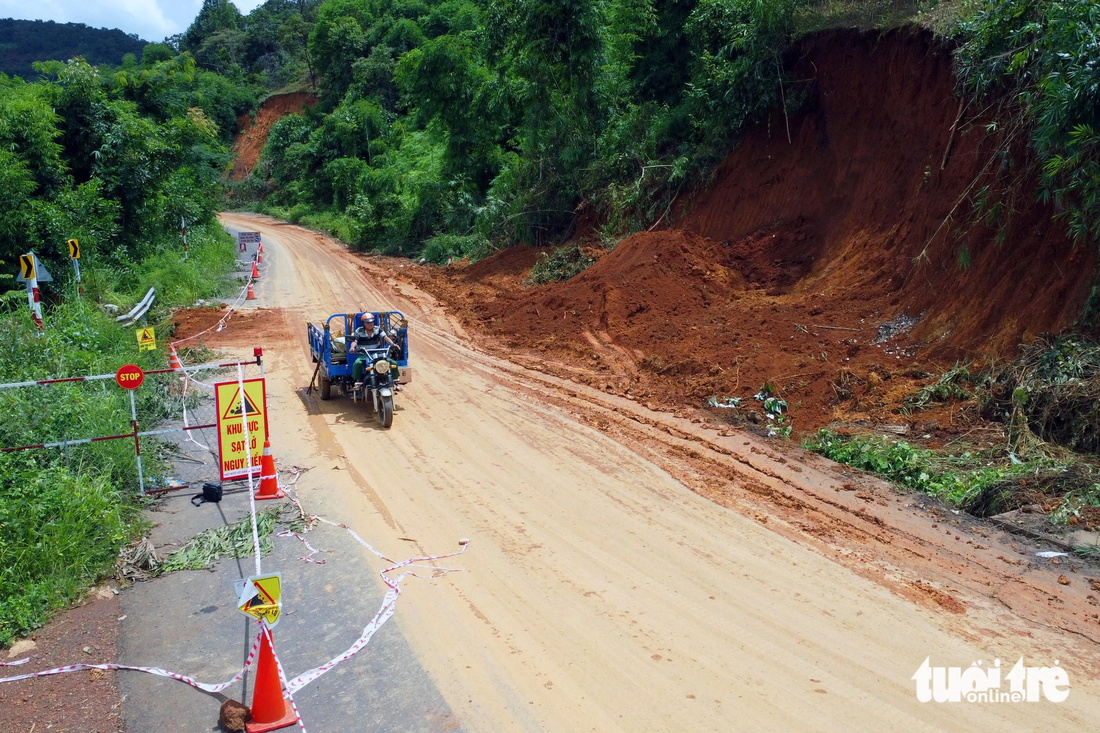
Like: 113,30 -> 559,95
211,213 -> 1100,732
119,488 -> 458,732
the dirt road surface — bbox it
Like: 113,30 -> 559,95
217,213 -> 1100,731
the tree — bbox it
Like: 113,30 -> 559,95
279,13 -> 317,87
181,0 -> 244,57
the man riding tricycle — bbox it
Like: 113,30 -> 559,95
307,309 -> 411,428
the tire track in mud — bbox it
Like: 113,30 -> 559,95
219,213 -> 1100,730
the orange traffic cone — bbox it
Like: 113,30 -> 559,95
251,260 -> 260,279
169,345 -> 184,371
255,440 -> 283,500
245,630 -> 296,733
247,282 -> 257,300
256,250 -> 264,264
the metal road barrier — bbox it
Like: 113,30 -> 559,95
0,352 -> 265,493
117,286 -> 156,326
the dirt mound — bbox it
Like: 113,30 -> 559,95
229,92 -> 317,181
171,305 -> 287,346
400,28 -> 1098,436
678,28 -> 1094,355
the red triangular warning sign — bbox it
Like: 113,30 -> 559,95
220,387 -> 262,420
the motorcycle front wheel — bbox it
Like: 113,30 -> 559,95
378,393 -> 394,428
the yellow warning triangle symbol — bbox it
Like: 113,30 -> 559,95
140,328 -> 153,341
220,386 -> 262,420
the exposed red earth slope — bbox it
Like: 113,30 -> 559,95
229,92 -> 317,181
399,28 -> 1098,437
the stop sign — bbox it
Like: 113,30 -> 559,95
115,364 -> 145,390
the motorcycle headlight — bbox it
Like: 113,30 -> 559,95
374,360 -> 390,374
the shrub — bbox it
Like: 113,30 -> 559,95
419,234 -> 491,264
526,245 -> 596,284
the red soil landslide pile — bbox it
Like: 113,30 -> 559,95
229,92 -> 317,181
403,28 -> 1098,436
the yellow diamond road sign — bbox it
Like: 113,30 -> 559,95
136,327 -> 156,351
235,572 -> 282,627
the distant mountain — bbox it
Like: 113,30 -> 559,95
0,18 -> 148,78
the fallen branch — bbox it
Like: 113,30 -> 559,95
941,98 -> 967,171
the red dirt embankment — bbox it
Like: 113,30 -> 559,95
402,28 -> 1098,435
229,92 -> 317,181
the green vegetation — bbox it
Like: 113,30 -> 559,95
0,229 -> 235,647
954,0 -> 1100,245
805,429 -> 1094,516
903,362 -> 974,413
0,19 -> 147,79
0,457 -> 134,646
2,0 -> 1099,643
230,0 -> 808,258
157,510 -> 281,574
987,336 -> 1100,455
221,0 -> 1100,268
0,48 -> 244,644
810,337 -> 1100,526
527,246 -> 597,284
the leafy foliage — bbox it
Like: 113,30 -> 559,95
0,225 -> 235,646
954,0 -> 1100,245
240,0 -> 807,258
527,245 -> 596,284
0,49 -> 243,644
0,456 -> 134,646
805,429 -> 1070,509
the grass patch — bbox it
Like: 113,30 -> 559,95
0,457 -> 136,646
804,429 -> 1093,516
0,223 -> 240,647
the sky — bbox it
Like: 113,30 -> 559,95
0,1 -> 267,44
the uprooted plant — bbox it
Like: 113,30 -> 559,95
985,336 -> 1100,455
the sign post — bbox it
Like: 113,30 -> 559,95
136,326 -> 157,351
17,253 -> 52,333
116,364 -> 146,493
215,378 -> 268,480
67,239 -> 82,298
20,253 -> 44,332
180,217 -> 188,261
235,572 -> 283,627
237,231 -> 261,252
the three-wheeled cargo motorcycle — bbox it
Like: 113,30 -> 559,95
307,311 -> 411,428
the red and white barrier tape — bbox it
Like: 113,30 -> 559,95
0,472 -> 467,733
0,627 -> 265,691
285,533 -> 467,694
276,530 -> 326,564
267,624 -> 307,733
170,269 -> 256,349
0,658 -> 30,666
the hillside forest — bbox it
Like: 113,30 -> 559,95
0,19 -> 147,79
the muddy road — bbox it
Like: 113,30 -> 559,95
215,213 -> 1100,731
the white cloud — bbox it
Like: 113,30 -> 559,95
0,0 -> 269,44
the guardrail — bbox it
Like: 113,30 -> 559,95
117,287 -> 156,326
